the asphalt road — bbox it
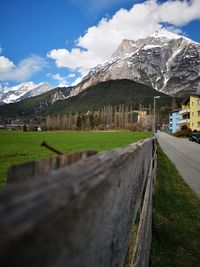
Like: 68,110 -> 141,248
158,131 -> 200,198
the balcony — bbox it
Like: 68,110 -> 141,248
179,118 -> 190,125
179,108 -> 190,115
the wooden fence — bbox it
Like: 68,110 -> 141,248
0,137 -> 157,267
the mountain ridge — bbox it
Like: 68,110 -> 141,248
1,29 -> 198,108
0,82 -> 53,104
0,86 -> 71,118
46,79 -> 173,116
0,80 -> 175,120
70,29 -> 200,97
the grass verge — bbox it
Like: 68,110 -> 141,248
150,145 -> 200,267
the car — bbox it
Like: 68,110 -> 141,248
189,132 -> 200,143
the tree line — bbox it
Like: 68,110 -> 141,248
46,105 -> 140,131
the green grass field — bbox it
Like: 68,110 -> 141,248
0,130 -> 151,186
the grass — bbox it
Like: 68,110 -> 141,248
0,130 -> 151,187
151,145 -> 200,267
1,131 -> 199,265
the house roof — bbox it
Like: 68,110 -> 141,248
181,96 -> 190,105
190,93 -> 200,97
171,108 -> 181,112
181,93 -> 200,105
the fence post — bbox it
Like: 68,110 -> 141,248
0,138 -> 156,267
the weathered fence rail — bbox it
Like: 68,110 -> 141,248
7,150 -> 97,184
0,137 -> 157,267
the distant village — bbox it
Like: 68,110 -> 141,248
0,104 -> 153,132
1,94 -> 200,133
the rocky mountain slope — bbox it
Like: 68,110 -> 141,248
46,79 -> 172,116
71,29 -> 200,96
0,80 -> 175,119
0,86 -> 71,117
0,82 -> 53,104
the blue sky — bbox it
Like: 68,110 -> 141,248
0,0 -> 200,89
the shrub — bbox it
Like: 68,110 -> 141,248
174,128 -> 191,137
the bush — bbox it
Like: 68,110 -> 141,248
174,128 -> 191,137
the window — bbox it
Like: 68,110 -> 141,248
198,111 -> 200,116
192,112 -> 194,116
192,123 -> 194,127
197,99 -> 200,105
198,122 -> 200,128
192,102 -> 194,106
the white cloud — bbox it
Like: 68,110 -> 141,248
47,48 -> 99,75
0,56 -> 15,70
0,55 -> 47,82
51,73 -> 68,87
71,76 -> 83,86
164,26 -> 182,35
48,0 -> 200,76
0,81 -> 10,91
158,0 -> 200,25
68,73 -> 76,78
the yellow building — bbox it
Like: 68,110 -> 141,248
179,94 -> 200,131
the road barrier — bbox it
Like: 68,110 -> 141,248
0,137 -> 157,267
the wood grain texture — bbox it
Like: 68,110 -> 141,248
0,138 -> 155,267
132,158 -> 153,267
7,150 -> 97,184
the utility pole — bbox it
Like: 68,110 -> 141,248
153,96 -> 160,136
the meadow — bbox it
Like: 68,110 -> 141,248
0,130 -> 151,186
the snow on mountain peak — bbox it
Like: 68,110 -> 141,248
151,29 -> 181,39
70,29 -> 200,97
0,82 -> 53,104
112,39 -> 137,58
150,29 -> 191,42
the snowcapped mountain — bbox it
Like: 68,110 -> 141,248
0,82 -> 53,104
71,29 -> 200,96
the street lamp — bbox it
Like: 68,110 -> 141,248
153,96 -> 160,136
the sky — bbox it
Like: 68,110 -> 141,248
0,0 -> 200,89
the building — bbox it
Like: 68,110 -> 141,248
179,94 -> 200,131
161,123 -> 169,132
138,110 -> 153,130
169,109 -> 180,133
